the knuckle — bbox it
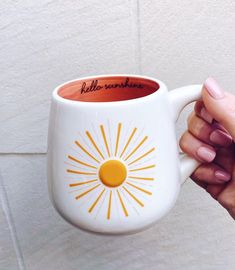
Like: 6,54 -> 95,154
188,115 -> 210,139
189,118 -> 203,136
179,133 -> 189,152
196,165 -> 214,180
193,164 -> 217,184
187,112 -> 195,126
194,101 -> 204,115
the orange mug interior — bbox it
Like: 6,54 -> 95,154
58,76 -> 159,102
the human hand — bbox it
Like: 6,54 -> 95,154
179,77 -> 235,219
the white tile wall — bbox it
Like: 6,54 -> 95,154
140,0 -> 235,88
1,1 -> 235,269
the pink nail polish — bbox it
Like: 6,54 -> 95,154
215,170 -> 230,182
200,107 -> 213,123
210,129 -> 233,146
204,77 -> 224,99
196,146 -> 216,162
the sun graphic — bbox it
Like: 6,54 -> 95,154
66,122 -> 156,220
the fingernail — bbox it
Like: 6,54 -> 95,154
200,107 -> 213,123
197,146 -> 216,162
210,129 -> 233,146
215,170 -> 231,182
204,77 -> 225,99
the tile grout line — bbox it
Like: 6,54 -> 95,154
0,173 -> 26,270
130,0 -> 142,74
0,153 -> 46,155
136,0 -> 142,74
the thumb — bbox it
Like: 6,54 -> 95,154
202,77 -> 235,140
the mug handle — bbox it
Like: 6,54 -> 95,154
168,84 -> 203,185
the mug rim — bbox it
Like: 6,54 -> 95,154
52,74 -> 167,106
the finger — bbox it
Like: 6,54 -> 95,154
194,101 -> 213,124
216,170 -> 235,219
211,121 -> 230,134
188,113 -> 232,147
204,146 -> 234,207
191,163 -> 231,184
214,145 -> 235,173
191,175 -> 228,202
203,77 -> 235,140
195,102 -> 229,133
179,131 -> 216,162
206,184 -> 226,200
194,100 -> 204,116
192,178 -> 208,189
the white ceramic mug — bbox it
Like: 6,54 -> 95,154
47,74 -> 201,234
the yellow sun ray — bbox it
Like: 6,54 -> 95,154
64,162 -> 86,170
124,136 -> 148,161
75,140 -> 100,163
88,188 -> 105,213
127,147 -> 155,166
126,182 -> 152,195
122,186 -> 144,207
86,131 -> 105,159
115,123 -> 122,156
117,190 -> 128,217
68,155 -> 98,169
75,184 -> 100,200
69,179 -> 98,187
67,169 -> 96,175
100,125 -> 111,157
107,190 -> 112,220
129,176 -> 154,181
120,127 -> 137,158
129,164 -> 155,172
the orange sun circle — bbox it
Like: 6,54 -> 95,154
99,159 -> 127,187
